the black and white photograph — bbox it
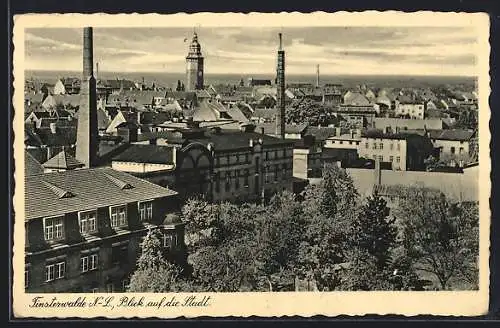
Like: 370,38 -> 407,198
13,12 -> 490,317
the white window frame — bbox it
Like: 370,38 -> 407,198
109,205 -> 128,228
81,253 -> 99,272
138,201 -> 153,222
162,233 -> 174,248
78,210 -> 97,234
43,216 -> 64,241
45,261 -> 65,282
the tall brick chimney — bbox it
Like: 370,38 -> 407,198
275,33 -> 286,139
76,27 -> 98,168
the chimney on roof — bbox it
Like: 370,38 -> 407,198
335,127 -> 341,137
261,127 -> 265,135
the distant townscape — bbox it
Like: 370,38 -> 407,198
23,27 -> 479,293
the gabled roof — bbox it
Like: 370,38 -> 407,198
25,167 -> 178,220
256,123 -> 308,135
42,149 -> 84,170
25,151 -> 44,176
428,129 -> 475,141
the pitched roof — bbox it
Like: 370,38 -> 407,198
305,126 -> 338,141
42,149 -> 84,170
427,129 -> 475,141
25,151 -> 44,176
112,144 -> 175,165
25,167 -> 178,220
27,126 -> 77,147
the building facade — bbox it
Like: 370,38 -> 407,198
24,167 -> 184,293
358,130 -> 433,171
396,102 -> 425,119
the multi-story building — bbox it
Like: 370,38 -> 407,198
24,167 -> 183,293
358,129 -> 433,171
185,32 -> 204,91
292,135 -> 323,179
110,123 -> 296,203
396,101 -> 425,119
427,129 -> 477,166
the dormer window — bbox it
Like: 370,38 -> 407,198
43,216 -> 64,241
110,205 -> 128,228
78,210 -> 97,234
138,201 -> 153,222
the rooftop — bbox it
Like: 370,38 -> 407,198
112,144 -> 175,165
25,167 -> 178,220
42,149 -> 84,170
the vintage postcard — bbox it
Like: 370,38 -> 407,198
12,12 -> 490,318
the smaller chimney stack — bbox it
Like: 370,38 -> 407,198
316,64 -> 320,88
278,33 -> 283,51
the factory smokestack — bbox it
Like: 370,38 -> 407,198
275,33 -> 285,139
316,64 -> 320,88
76,27 -> 98,168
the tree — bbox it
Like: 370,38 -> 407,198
128,228 -> 186,292
352,192 -> 397,270
296,163 -> 360,290
396,187 -> 479,290
285,98 -> 334,126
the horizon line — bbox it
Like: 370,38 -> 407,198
25,69 -> 477,79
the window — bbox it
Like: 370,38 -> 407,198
111,244 -> 128,264
110,205 -> 127,228
389,156 -> 394,162
379,143 -> 384,150
397,143 -> 401,151
45,261 -> 65,282
282,149 -> 286,158
378,155 -> 383,162
81,254 -> 98,273
162,233 -> 177,249
226,155 -> 230,165
243,169 -> 249,187
245,153 -> 250,163
365,142 -> 369,149
25,267 -> 29,288
275,150 -> 279,159
396,156 -> 401,163
390,143 -> 394,150
265,152 -> 269,160
79,210 -> 97,234
255,158 -> 260,173
274,165 -> 279,182
373,143 -> 377,150
44,216 -> 64,241
138,201 -> 153,221
459,147 -> 464,154
451,146 -> 456,154
339,141 -> 343,145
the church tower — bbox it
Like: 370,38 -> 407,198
76,27 -> 98,168
185,32 -> 204,91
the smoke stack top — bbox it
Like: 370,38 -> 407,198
278,33 -> 283,50
83,27 -> 94,78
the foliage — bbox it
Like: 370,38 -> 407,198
296,163 -> 360,290
128,228 -> 187,292
396,187 -> 479,290
285,98 -> 334,126
352,192 -> 397,270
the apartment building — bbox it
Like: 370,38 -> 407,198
358,129 -> 433,171
25,167 -> 183,293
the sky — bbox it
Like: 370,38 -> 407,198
24,26 -> 478,76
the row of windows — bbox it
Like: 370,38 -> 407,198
43,201 -> 153,242
26,233 -> 178,288
328,140 -> 359,145
215,149 -> 292,167
214,166 -> 292,193
371,155 -> 401,163
365,142 -> 401,151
